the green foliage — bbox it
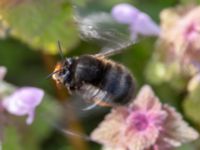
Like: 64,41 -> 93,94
177,143 -> 196,150
184,85 -> 200,125
0,0 -> 79,54
2,126 -> 22,150
19,95 -> 62,150
0,0 -> 199,150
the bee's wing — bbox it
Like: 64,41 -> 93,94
74,5 -> 137,57
94,41 -> 134,58
77,84 -> 117,110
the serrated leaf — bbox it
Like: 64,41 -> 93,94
0,0 -> 79,54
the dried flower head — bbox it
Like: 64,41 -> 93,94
91,85 -> 199,150
2,87 -> 44,124
111,3 -> 160,40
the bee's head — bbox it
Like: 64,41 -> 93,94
52,58 -> 73,85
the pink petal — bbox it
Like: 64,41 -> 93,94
122,124 -> 159,150
90,107 -> 128,148
148,111 -> 167,127
156,105 -> 199,148
130,85 -> 162,112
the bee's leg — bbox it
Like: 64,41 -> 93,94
82,99 -> 103,111
91,89 -> 113,107
93,99 -> 113,107
82,98 -> 114,111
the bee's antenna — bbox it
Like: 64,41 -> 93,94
57,40 -> 65,61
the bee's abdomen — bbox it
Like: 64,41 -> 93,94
74,55 -> 135,105
101,63 -> 135,104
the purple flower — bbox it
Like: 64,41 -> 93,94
91,85 -> 199,150
111,3 -> 139,24
0,66 -> 7,80
130,12 -> 160,37
2,87 -> 44,125
111,3 -> 160,40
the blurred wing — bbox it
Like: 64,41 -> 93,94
73,5 -> 136,57
78,84 -> 116,110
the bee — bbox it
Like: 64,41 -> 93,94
51,7 -> 136,110
51,42 -> 135,110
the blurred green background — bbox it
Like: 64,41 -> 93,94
0,0 -> 200,150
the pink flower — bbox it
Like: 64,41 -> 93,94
111,3 -> 160,41
91,86 -> 166,150
159,6 -> 200,74
0,66 -> 7,80
91,85 -> 199,150
153,105 -> 199,150
2,87 -> 44,125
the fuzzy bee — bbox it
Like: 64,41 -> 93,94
52,46 -> 135,110
51,8 -> 136,110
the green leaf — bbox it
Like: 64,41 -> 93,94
176,139 -> 200,150
145,51 -> 188,91
0,0 -> 79,54
183,85 -> 200,124
2,126 -> 22,150
0,18 -> 10,39
176,143 -> 196,150
145,59 -> 168,85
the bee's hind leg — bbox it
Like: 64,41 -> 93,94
82,99 -> 111,111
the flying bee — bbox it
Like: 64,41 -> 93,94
51,42 -> 135,110
51,6 -> 137,110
